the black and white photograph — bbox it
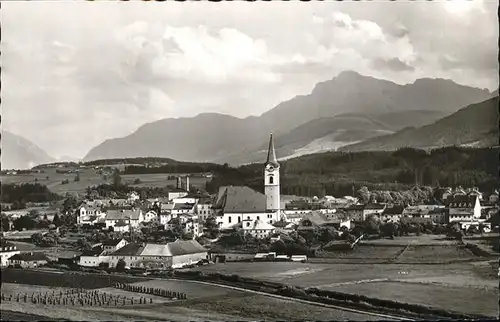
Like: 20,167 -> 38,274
0,0 -> 499,321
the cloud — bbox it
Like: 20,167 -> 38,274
372,57 -> 415,72
1,1 -> 497,158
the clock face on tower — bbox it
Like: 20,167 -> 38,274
266,165 -> 274,172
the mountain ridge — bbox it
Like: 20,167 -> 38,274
83,71 -> 494,163
1,131 -> 56,170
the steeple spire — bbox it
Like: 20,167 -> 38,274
266,133 -> 278,166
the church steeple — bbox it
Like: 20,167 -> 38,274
266,133 -> 278,166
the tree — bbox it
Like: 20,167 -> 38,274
203,216 -> 220,239
363,215 -> 380,235
13,216 -> 36,231
53,213 -> 62,227
113,170 -> 122,188
357,186 -> 370,204
74,173 -> 81,182
76,237 -> 92,251
133,178 -> 141,185
1,215 -> 11,232
116,258 -> 126,271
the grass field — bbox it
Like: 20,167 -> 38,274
0,169 -> 209,195
395,245 -> 478,263
332,281 -> 498,317
360,235 -> 460,246
192,244 -> 498,318
0,277 -> 386,321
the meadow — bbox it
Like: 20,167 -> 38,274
0,271 -> 385,321
192,244 -> 498,318
0,168 -> 209,196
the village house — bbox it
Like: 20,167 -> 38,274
345,204 -> 365,222
0,240 -> 20,267
127,191 -> 140,204
196,201 -> 213,223
8,252 -> 50,268
446,195 -> 481,227
380,205 -> 404,223
112,220 -> 130,233
56,251 -> 82,266
184,219 -> 202,237
429,207 -> 449,224
102,238 -> 128,254
402,205 -> 441,219
167,188 -> 189,201
242,219 -> 276,239
143,210 -> 158,223
76,202 -> 106,226
297,211 -> 351,232
105,209 -> 144,230
107,240 -> 208,269
79,245 -> 109,267
171,203 -> 196,216
362,203 -> 386,220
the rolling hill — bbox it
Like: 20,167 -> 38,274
84,71 -> 493,164
1,131 -> 56,170
339,97 -> 499,152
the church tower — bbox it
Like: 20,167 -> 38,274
264,133 -> 280,215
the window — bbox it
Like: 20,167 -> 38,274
257,216 -> 260,220
238,216 -> 241,223
228,216 -> 232,223
269,176 -> 274,184
246,222 -> 250,227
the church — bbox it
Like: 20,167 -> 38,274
213,134 -> 282,231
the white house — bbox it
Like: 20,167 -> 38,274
127,191 -> 140,204
102,238 -> 128,254
159,213 -> 174,227
184,219 -> 202,237
79,245 -> 109,267
77,202 -> 106,226
105,209 -> 144,229
0,241 -> 20,267
242,219 -> 276,239
447,195 -> 481,225
168,189 -> 189,201
196,202 -> 213,223
380,205 -> 404,223
363,203 -> 386,219
171,203 -> 196,216
143,210 -> 158,223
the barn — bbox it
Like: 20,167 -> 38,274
108,240 -> 208,270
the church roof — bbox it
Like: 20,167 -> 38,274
214,186 -> 267,213
266,133 -> 279,167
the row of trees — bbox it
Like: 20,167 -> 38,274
204,147 -> 500,198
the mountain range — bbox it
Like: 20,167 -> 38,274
84,71 -> 494,165
3,71 -> 496,169
1,131 -> 56,170
339,96 -> 499,152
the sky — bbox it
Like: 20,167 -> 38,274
2,0 -> 498,160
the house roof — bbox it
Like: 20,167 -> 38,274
215,186 -> 267,213
383,205 -> 405,215
173,203 -> 196,210
265,133 -> 279,167
345,204 -> 365,211
57,251 -> 82,259
166,240 -> 207,256
298,212 -> 331,227
364,203 -> 385,210
161,203 -> 174,211
248,219 -> 275,231
105,209 -> 141,221
102,239 -> 124,246
114,220 -> 129,227
446,195 -> 478,207
9,252 -> 49,262
111,243 -> 145,256
110,240 -> 207,257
